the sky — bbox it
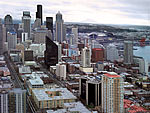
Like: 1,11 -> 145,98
0,0 -> 150,25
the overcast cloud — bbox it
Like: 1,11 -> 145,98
0,0 -> 150,25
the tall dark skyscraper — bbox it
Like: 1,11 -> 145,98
36,5 -> 42,25
44,36 -> 58,68
46,17 -> 53,33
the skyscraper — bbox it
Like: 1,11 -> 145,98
55,11 -> 65,43
36,5 -> 42,25
124,41 -> 133,64
8,88 -> 26,113
44,35 -> 58,68
22,11 -> 31,39
0,88 -> 26,113
46,17 -> 53,33
86,80 -> 101,106
4,14 -> 14,32
102,72 -> 124,113
106,44 -> 119,62
0,22 -> 3,55
33,27 -> 48,44
79,76 -> 101,106
72,27 -> 78,44
81,47 -> 91,68
7,32 -> 17,50
0,91 -> 8,113
91,48 -> 104,62
56,63 -> 66,80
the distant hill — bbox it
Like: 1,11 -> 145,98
1,19 -> 149,32
65,23 -> 138,33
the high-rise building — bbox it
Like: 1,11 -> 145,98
55,11 -> 65,43
63,24 -> 66,41
72,27 -> 78,44
8,88 -> 26,113
56,63 -> 66,80
0,23 -> 3,55
79,76 -> 101,106
33,27 -> 48,44
46,17 -> 53,33
4,14 -> 14,32
102,72 -> 124,113
44,36 -> 58,67
7,32 -> 17,50
0,89 -> 26,113
0,91 -> 8,113
36,5 -> 42,25
106,44 -> 119,62
22,11 -> 31,39
92,48 -> 104,62
135,57 -> 146,74
124,41 -> 133,64
86,80 -> 101,106
81,47 -> 91,68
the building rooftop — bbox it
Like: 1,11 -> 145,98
47,102 -> 91,113
19,66 -> 31,74
104,72 -> 121,78
124,99 -> 148,113
92,48 -> 103,51
22,71 -> 49,82
29,76 -> 44,86
24,61 -> 37,66
9,88 -> 26,94
80,75 -> 101,83
32,88 -> 77,101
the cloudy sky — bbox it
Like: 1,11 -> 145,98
0,0 -> 150,25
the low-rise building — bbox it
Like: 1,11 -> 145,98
27,76 -> 44,95
32,88 -> 77,109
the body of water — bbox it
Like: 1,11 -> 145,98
134,46 -> 150,63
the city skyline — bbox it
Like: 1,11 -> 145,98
1,1 -> 150,113
0,0 -> 150,25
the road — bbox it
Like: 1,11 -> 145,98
4,52 -> 37,113
39,63 -> 66,88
